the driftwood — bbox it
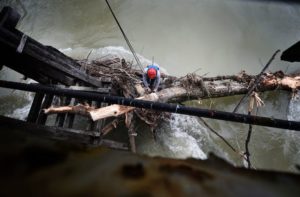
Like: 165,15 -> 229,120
43,103 -> 95,116
41,58 -> 300,153
44,58 -> 300,125
88,70 -> 300,122
3,80 -> 300,131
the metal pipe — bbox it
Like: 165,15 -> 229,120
1,80 -> 300,131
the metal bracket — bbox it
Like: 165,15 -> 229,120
16,34 -> 27,53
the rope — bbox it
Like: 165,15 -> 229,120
105,0 -> 144,72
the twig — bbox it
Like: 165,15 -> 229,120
245,111 -> 253,169
244,92 -> 263,169
83,49 -> 93,71
175,67 -> 202,81
198,118 -> 246,160
233,50 -> 280,113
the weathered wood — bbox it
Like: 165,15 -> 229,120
101,119 -> 120,136
0,6 -> 20,30
98,139 -> 128,150
0,27 -> 98,86
64,98 -> 76,128
37,94 -> 54,125
27,92 -> 44,123
0,30 -> 74,85
55,85 -> 110,94
126,112 -> 137,153
0,115 -> 128,150
90,104 -> 135,121
55,96 -> 71,127
0,7 -> 105,87
85,101 -> 94,131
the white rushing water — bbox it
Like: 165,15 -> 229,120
1,0 -> 300,172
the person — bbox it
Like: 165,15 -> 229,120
142,64 -> 161,92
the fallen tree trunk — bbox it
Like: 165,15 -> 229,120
1,80 -> 300,131
89,71 -> 300,121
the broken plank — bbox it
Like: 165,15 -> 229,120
27,92 -> 44,123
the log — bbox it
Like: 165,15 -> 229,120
1,80 -> 300,131
88,69 -> 300,121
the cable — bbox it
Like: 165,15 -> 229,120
105,0 -> 144,72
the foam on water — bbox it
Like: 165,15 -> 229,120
157,114 -> 210,160
285,92 -> 300,170
1,79 -> 35,120
7,102 -> 31,120
287,92 -> 300,122
59,46 -> 168,74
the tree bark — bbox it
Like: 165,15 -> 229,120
89,71 -> 300,121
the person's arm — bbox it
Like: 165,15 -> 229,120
153,71 -> 161,92
142,73 -> 149,88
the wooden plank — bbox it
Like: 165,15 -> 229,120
92,101 -> 103,131
36,94 -> 54,125
0,26 -> 102,87
27,92 -> 44,123
55,85 -> 110,94
0,6 -> 104,87
98,139 -> 128,150
0,44 -> 75,85
99,77 -> 112,84
0,7 -> 112,87
0,6 -> 20,29
64,98 -> 76,128
55,96 -> 71,127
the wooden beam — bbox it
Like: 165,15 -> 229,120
64,98 -> 76,128
0,6 -> 20,29
27,92 -> 44,123
0,7 -> 104,87
55,96 -> 71,127
55,85 -> 110,94
37,94 -> 54,125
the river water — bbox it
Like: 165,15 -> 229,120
1,0 -> 300,172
